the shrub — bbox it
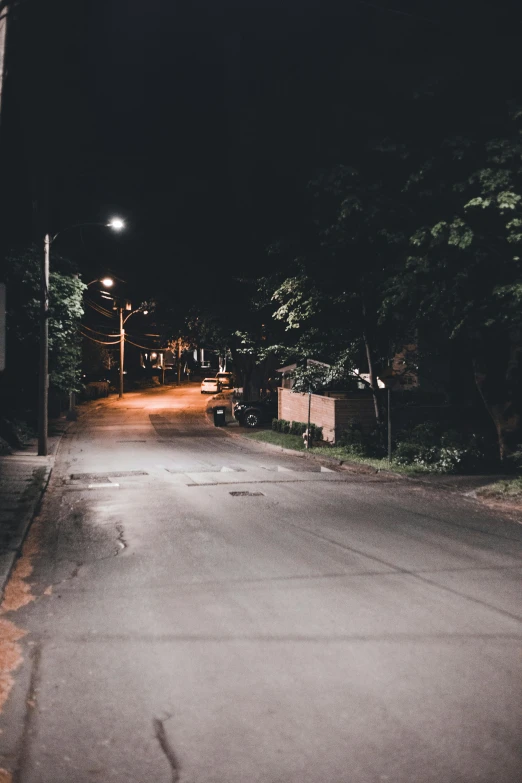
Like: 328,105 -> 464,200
271,419 -> 323,441
336,420 -> 368,456
394,423 -> 487,473
310,423 -> 323,441
506,445 -> 522,472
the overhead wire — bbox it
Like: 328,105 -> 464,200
80,331 -> 121,345
82,324 -> 120,338
84,298 -> 116,319
124,336 -> 170,351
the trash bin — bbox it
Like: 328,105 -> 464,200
213,406 -> 227,427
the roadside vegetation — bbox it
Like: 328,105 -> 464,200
245,417 -> 518,478
245,428 -> 429,476
476,477 -> 522,500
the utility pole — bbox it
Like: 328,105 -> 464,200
387,386 -> 392,465
0,1 -> 9,127
305,384 -> 312,450
177,338 -> 181,385
38,234 -> 50,456
119,306 -> 124,399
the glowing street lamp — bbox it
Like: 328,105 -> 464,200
38,220 -> 125,456
86,276 -> 115,288
107,217 -> 125,231
116,304 -> 149,399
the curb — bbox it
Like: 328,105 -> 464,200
0,461 -> 52,600
213,422 -> 517,500
0,415 -> 74,601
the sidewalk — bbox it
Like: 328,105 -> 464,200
0,418 -> 70,599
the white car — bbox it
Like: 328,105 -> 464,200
201,377 -> 221,394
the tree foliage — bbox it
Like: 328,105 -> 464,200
1,246 -> 85,413
255,110 -> 522,460
381,114 -> 522,459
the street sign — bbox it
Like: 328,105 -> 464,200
0,283 -> 5,371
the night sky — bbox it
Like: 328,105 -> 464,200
1,0 -> 521,306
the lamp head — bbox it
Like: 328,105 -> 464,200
107,217 -> 125,231
100,277 -> 114,288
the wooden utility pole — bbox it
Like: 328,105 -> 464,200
0,1 -> 9,127
177,338 -> 181,385
37,233 -> 50,455
119,306 -> 124,399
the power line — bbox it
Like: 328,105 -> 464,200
84,298 -> 116,319
80,330 -> 120,346
82,324 -> 120,338
124,336 -> 170,351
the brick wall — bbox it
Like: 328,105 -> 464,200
279,388 -> 375,443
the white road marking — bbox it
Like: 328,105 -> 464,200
87,483 -> 120,489
277,466 -> 294,472
220,466 -> 236,472
320,466 -> 334,473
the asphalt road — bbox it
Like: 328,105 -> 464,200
1,383 -> 521,783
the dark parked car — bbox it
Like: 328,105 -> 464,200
233,396 -> 278,428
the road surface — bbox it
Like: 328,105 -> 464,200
1,383 -> 521,782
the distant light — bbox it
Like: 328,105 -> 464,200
100,277 -> 114,288
107,217 -> 125,231
151,352 -> 157,360
142,310 -> 149,315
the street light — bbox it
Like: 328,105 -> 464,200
116,304 -> 148,400
85,276 -> 115,288
38,221 -> 125,456
107,217 -> 125,231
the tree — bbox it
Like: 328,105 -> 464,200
0,246 -> 85,416
184,292 -> 283,400
381,115 -> 522,461
258,149 -> 414,420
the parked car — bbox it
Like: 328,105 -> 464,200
233,396 -> 278,427
80,372 -> 111,399
216,372 -> 233,389
201,377 -> 221,394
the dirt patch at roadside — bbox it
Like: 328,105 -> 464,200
0,516 -> 42,718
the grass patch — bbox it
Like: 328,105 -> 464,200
476,477 -> 522,499
245,430 -> 306,450
244,430 -> 431,475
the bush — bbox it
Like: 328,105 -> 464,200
310,423 -> 323,441
506,445 -> 522,472
394,423 -> 487,473
336,420 -> 368,456
271,419 -> 323,441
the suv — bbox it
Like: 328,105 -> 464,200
216,372 -> 233,389
233,396 -> 278,428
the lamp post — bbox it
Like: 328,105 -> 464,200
38,219 -> 125,456
117,304 -> 148,399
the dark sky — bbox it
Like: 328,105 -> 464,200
1,0 -> 521,305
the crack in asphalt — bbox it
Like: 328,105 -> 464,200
13,642 -> 42,783
115,524 -> 128,552
153,716 -> 180,782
